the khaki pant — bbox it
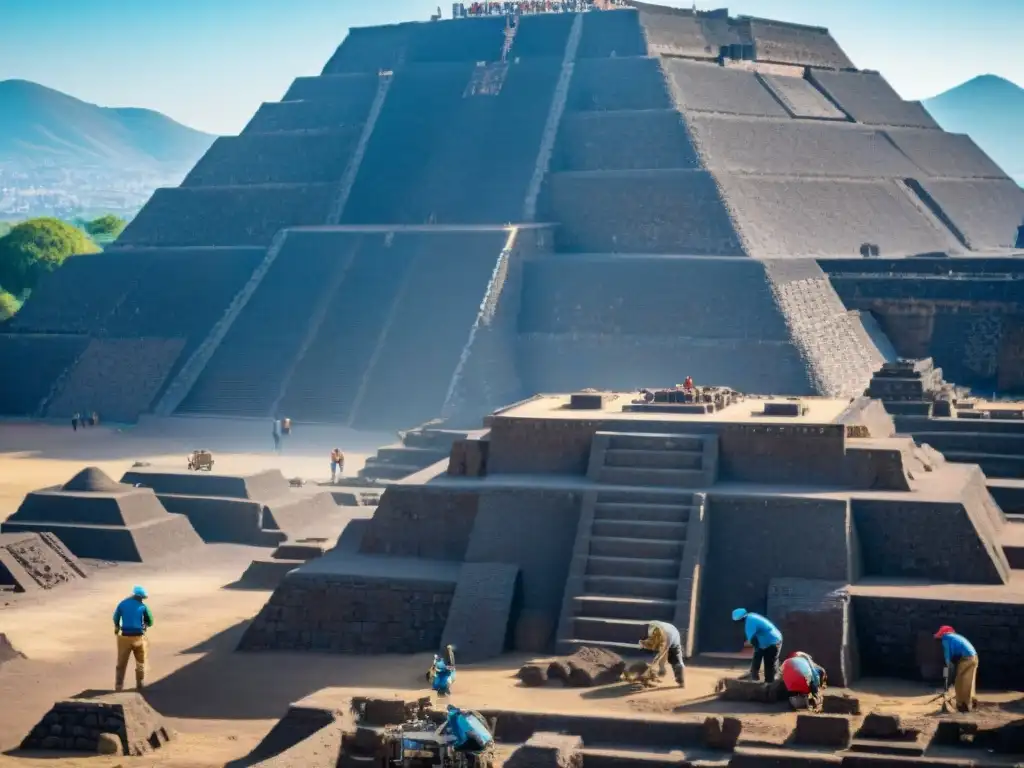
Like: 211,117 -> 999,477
115,634 -> 148,690
954,656 -> 978,710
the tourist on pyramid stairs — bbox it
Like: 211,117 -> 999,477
639,620 -> 685,687
780,651 -> 827,710
72,413 -> 80,431
331,448 -> 345,484
113,585 -> 154,691
272,419 -> 282,453
732,608 -> 783,682
935,625 -> 978,712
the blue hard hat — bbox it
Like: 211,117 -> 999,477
732,608 -> 747,621
133,585 -> 148,599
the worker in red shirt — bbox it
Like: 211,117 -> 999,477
781,652 -> 827,710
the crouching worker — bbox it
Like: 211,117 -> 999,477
427,644 -> 457,696
440,705 -> 493,753
639,620 -> 685,688
781,652 -> 827,710
935,625 -> 978,712
113,585 -> 153,691
732,608 -> 783,683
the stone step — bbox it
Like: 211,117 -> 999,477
583,574 -> 678,601
581,747 -> 728,768
603,449 -> 702,470
585,555 -> 680,580
606,433 -> 705,452
941,450 -> 1024,478
358,462 -> 422,480
594,502 -> 691,524
374,446 -> 451,464
573,616 -> 650,645
591,518 -> 687,541
596,490 -> 697,506
573,594 -> 676,622
589,536 -> 684,561
599,466 -> 707,488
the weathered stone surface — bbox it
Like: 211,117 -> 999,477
793,714 -> 852,748
517,663 -> 548,687
19,692 -> 173,756
505,732 -> 583,768
821,694 -> 861,715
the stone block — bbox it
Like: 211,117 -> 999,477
505,733 -> 583,768
703,716 -> 743,751
793,714 -> 852,748
821,694 -> 861,715
517,663 -> 547,687
856,713 -> 917,741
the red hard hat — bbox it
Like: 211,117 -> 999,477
934,625 -> 955,639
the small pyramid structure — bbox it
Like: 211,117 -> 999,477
2,468 -> 202,562
62,466 -> 127,493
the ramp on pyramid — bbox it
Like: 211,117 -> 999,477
2,2 -> 1023,423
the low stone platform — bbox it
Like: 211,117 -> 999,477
1,468 -> 202,562
233,537 -> 331,590
120,468 -> 341,547
0,531 -> 88,593
19,691 -> 174,756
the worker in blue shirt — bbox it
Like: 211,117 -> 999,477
732,608 -> 783,683
113,585 -> 154,691
935,625 -> 978,712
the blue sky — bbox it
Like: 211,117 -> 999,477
0,0 -> 1022,135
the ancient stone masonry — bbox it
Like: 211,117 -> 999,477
0,532 -> 89,594
19,692 -> 174,756
3,3 -> 1023,421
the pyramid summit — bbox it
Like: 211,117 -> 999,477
1,2 -> 1023,426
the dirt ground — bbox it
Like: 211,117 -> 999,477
1,420 -> 1022,767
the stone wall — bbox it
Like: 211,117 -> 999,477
321,24 -> 417,75
511,11 -> 575,58
909,178 -> 1024,251
664,59 -> 789,118
555,109 -> 700,172
717,175 -> 960,259
183,130 -> 361,186
46,338 -> 185,423
118,185 -> 336,248
758,73 -> 846,120
575,9 -> 647,59
359,486 -> 479,561
566,57 -> 671,112
244,100 -> 373,134
281,72 -> 381,104
543,170 -> 746,255
699,495 -> 855,652
808,70 -> 938,129
464,489 -> 582,652
515,333 -> 814,399
853,595 -> 1024,688
440,562 -> 521,662
884,128 -> 1008,180
690,116 -> 920,178
237,570 -> 456,653
0,532 -> 88,592
0,334 -> 88,417
748,19 -> 855,69
851,469 -> 1010,585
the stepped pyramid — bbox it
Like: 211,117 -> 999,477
2,3 -> 1022,427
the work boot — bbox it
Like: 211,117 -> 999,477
115,668 -> 125,692
136,671 -> 145,690
674,667 -> 685,688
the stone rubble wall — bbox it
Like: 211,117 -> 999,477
237,572 -> 455,653
440,562 -> 520,662
359,487 -> 480,561
664,58 -> 790,118
908,177 -> 1024,251
747,19 -> 855,69
0,334 -> 89,417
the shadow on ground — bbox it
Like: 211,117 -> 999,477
143,620 -> 431,721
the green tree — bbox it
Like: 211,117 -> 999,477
0,221 -> 11,238
0,288 -> 21,321
84,214 -> 127,239
0,217 -> 100,297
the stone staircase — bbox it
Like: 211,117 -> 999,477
556,488 -> 707,657
587,431 -> 719,488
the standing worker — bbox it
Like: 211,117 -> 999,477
935,625 -> 978,712
639,620 -> 685,688
330,448 -> 345,484
780,651 -> 827,710
113,585 -> 153,691
732,608 -> 783,682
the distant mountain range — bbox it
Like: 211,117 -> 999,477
923,74 -> 1024,185
0,80 -> 214,219
0,79 -> 213,172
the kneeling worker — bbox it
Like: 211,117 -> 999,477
781,652 -> 827,710
113,585 -> 153,691
639,620 -> 685,688
440,705 -> 493,753
935,625 -> 978,712
732,608 -> 783,683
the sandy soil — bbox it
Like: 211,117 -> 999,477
1,420 -> 1023,767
